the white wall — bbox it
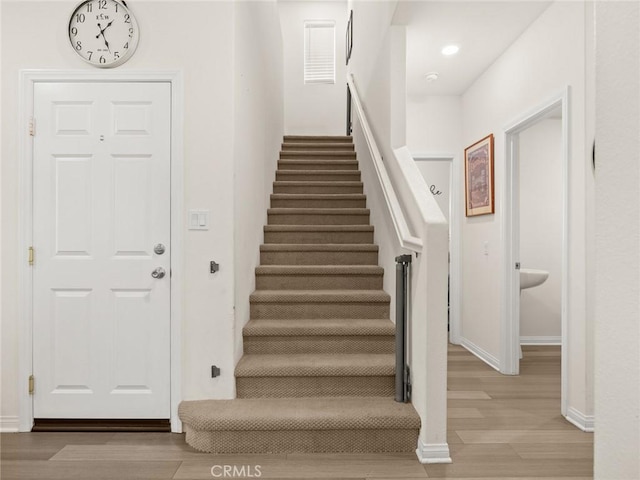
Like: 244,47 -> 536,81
407,96 -> 462,156
279,1 -> 346,135
519,119 -> 562,340
1,1 -> 284,429
233,1 -> 284,363
347,0 -> 400,300
459,1 -> 592,418
594,1 -> 640,478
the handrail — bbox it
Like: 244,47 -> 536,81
347,74 -> 423,252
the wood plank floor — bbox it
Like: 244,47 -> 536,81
0,345 -> 593,479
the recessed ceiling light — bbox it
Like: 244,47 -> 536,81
441,45 -> 460,56
425,72 -> 439,82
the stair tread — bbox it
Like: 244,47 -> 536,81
256,265 -> 383,275
271,193 -> 365,198
236,353 -> 394,377
264,225 -> 373,231
243,318 -> 394,336
284,135 -> 352,141
282,142 -> 354,148
179,396 -> 418,432
274,181 -> 363,185
278,159 -> 358,163
250,290 -> 390,303
268,208 -> 369,214
277,170 -> 359,174
260,243 -> 378,251
280,154 -> 357,159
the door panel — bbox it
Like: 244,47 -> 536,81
33,82 -> 171,419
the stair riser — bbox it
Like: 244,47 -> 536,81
256,274 -> 383,290
273,183 -> 363,194
260,250 -> 378,265
243,336 -> 394,354
236,376 -> 394,398
250,302 -> 390,319
276,172 -> 361,182
277,161 -> 358,171
184,427 -> 419,454
270,198 -> 366,208
280,152 -> 357,160
268,213 -> 370,225
282,143 -> 354,151
264,230 -> 373,244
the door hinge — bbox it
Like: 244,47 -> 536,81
28,375 -> 34,395
28,246 -> 34,266
29,117 -> 36,137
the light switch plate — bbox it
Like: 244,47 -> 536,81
188,209 -> 209,230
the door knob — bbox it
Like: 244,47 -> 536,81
154,243 -> 166,255
151,267 -> 166,279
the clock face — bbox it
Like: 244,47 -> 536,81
69,0 -> 139,68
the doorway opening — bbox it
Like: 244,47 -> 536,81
413,154 -> 461,345
502,88 -> 570,416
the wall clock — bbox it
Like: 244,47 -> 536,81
69,0 -> 139,68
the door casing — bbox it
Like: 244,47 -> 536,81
18,70 -> 184,432
501,86 -> 570,417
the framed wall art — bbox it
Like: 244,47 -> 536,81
464,134 -> 495,216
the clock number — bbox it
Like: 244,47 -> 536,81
114,51 -> 120,59
114,2 -> 119,12
71,27 -> 78,36
76,13 -> 86,23
129,27 -> 134,37
98,0 -> 107,9
87,51 -> 93,60
75,41 -> 82,51
99,55 -> 106,64
86,2 -> 92,12
124,42 -> 129,49
124,14 -> 131,23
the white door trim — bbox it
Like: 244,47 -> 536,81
501,86 -> 570,416
18,70 -> 184,432
412,153 -> 461,346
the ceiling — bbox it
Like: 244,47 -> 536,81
393,1 -> 552,99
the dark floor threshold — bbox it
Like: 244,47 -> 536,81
32,418 -> 171,432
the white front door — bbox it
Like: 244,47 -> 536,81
32,82 -> 171,419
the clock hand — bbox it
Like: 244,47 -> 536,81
96,20 -> 114,38
95,22 -> 112,52
102,35 -> 111,52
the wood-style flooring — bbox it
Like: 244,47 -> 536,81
0,345 -> 593,479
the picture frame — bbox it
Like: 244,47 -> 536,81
464,134 -> 495,216
346,10 -> 353,65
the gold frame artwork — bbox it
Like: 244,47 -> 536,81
464,134 -> 495,216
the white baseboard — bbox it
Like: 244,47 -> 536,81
565,407 -> 595,432
520,336 -> 562,345
416,441 -> 452,464
460,337 -> 500,371
0,416 -> 20,433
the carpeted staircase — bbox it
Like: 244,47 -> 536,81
179,135 -> 420,454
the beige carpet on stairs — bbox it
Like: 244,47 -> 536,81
179,135 -> 420,454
